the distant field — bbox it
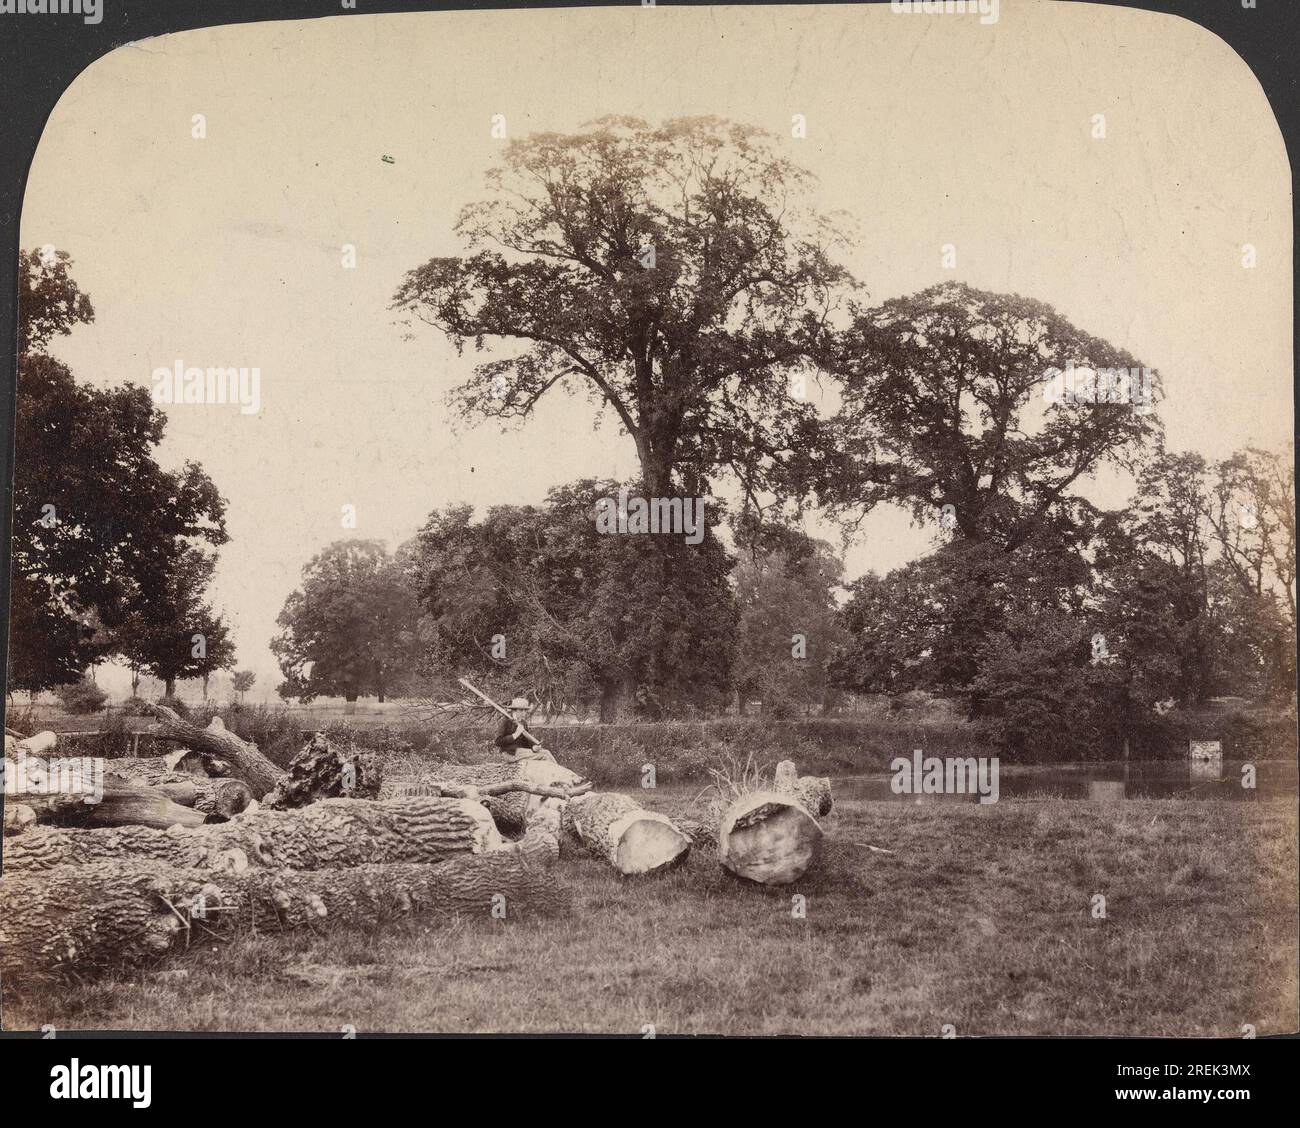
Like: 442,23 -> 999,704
6,795 -> 1295,1036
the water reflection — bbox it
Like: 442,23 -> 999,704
835,760 -> 1295,803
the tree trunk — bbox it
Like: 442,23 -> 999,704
6,745 -> 208,831
0,825 -> 565,977
164,677 -> 176,697
598,678 -> 623,723
381,758 -> 586,839
560,792 -> 690,875
18,780 -> 208,831
4,795 -> 503,873
145,705 -> 286,799
718,791 -> 823,885
106,758 -> 253,820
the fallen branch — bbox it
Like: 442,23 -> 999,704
144,705 -> 285,799
847,841 -> 897,856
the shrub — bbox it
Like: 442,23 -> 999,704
54,677 -> 108,714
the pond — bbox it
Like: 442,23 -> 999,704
833,760 -> 1298,803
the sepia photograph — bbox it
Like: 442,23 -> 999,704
1,0 -> 1296,1055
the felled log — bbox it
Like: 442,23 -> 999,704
4,796 -> 502,872
384,758 -> 588,838
718,791 -> 823,885
561,792 -> 691,875
18,782 -> 208,831
145,706 -> 285,799
773,760 -> 834,818
262,733 -> 382,809
106,758 -> 253,820
6,753 -> 206,830
0,824 -> 565,977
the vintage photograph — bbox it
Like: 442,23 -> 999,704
3,2 -> 1296,1037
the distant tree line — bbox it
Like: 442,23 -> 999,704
14,118 -> 1295,743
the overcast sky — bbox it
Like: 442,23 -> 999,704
20,2 -> 1293,698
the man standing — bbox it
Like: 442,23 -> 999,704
494,696 -> 555,763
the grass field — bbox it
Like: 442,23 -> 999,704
4,792 -> 1295,1036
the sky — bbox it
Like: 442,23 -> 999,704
18,1 -> 1293,699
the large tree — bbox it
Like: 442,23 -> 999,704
411,480 -> 738,720
393,116 -> 855,502
272,540 -> 422,705
9,250 -> 229,692
818,282 -> 1161,548
1094,447 -> 1295,706
821,282 -> 1165,716
115,545 -> 235,698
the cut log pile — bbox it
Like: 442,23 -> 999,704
0,823 -> 565,977
383,757 -> 591,838
1,721 -> 833,979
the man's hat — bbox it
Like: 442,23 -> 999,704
509,696 -> 531,709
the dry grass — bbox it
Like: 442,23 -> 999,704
4,793 -> 1295,1036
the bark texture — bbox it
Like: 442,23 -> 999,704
561,792 -> 691,875
145,706 -> 286,799
773,761 -> 834,819
0,826 -> 565,977
3,796 -> 503,873
383,758 -> 586,838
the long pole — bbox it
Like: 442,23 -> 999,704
457,677 -> 543,747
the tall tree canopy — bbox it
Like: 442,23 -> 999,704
393,116 -> 856,501
819,282 -> 1161,548
18,247 -> 95,355
9,250 -> 229,692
